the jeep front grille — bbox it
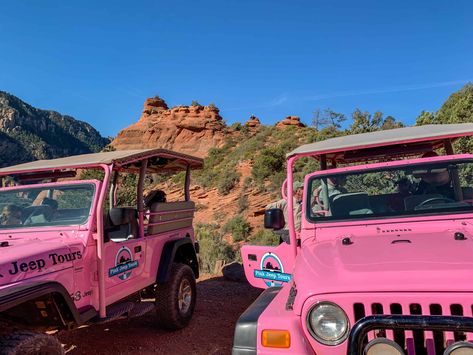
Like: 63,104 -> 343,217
308,293 -> 473,355
352,300 -> 473,355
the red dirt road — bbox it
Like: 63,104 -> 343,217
58,276 -> 262,355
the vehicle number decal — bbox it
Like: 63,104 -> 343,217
254,252 -> 291,287
108,246 -> 139,280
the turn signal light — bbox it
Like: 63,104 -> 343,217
261,329 -> 291,348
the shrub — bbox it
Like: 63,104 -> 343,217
231,122 -> 243,131
196,224 -> 235,273
251,146 -> 286,184
242,176 -> 253,190
191,100 -> 202,107
213,209 -> 226,223
171,171 -> 186,185
223,215 -> 251,242
248,229 -> 280,246
237,193 -> 249,213
217,169 -> 240,195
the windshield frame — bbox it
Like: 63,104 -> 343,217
0,180 -> 99,230
305,155 -> 473,224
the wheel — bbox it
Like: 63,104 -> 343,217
155,263 -> 196,330
0,331 -> 64,355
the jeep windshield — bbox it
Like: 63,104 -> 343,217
0,183 -> 95,228
308,159 -> 473,222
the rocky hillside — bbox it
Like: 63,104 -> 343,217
112,96 -> 314,254
0,91 -> 109,167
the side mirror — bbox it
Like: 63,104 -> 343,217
264,208 -> 285,230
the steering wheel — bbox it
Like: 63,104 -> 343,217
416,197 -> 456,208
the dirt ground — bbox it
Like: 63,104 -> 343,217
58,276 -> 262,355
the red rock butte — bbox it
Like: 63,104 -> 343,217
111,97 -> 228,158
275,115 -> 306,129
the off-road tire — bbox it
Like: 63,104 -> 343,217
0,331 -> 64,355
155,263 -> 196,330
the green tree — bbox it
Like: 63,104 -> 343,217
416,84 -> 473,153
350,109 -> 402,133
312,108 -> 346,130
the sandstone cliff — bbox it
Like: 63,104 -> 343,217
111,97 -> 229,158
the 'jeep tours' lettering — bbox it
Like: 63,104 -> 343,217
49,251 -> 82,265
8,251 -> 82,275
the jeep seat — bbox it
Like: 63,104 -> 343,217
105,207 -> 138,242
331,193 -> 373,217
148,201 -> 195,235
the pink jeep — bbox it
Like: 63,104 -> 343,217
234,124 -> 473,355
0,149 -> 202,354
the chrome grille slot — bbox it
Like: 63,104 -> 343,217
409,304 -> 425,355
391,303 -> 406,348
429,304 -> 444,354
451,304 -> 466,342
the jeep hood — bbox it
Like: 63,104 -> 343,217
0,235 -> 75,287
297,231 -> 473,295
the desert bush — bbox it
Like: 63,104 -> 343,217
191,100 -> 202,107
231,122 -> 243,131
248,229 -> 280,246
196,223 -> 235,273
213,209 -> 226,223
171,171 -> 186,185
237,193 -> 249,213
251,146 -> 286,184
217,169 -> 240,195
223,215 -> 251,242
242,176 -> 253,190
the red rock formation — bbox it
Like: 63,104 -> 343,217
245,115 -> 261,128
111,98 -> 228,158
275,115 -> 306,129
143,96 -> 168,114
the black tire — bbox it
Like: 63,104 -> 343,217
155,263 -> 196,330
0,331 -> 64,355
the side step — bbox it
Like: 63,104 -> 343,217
96,301 -> 155,324
129,301 -> 155,318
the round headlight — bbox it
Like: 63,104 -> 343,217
444,341 -> 473,355
365,338 -> 404,355
307,301 -> 349,345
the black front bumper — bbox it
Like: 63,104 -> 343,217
347,315 -> 473,355
232,287 -> 281,355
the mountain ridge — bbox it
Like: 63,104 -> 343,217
0,91 -> 109,167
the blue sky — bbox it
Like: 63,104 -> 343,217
0,0 -> 472,137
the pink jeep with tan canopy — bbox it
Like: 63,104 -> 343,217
0,148 -> 202,354
234,123 -> 473,355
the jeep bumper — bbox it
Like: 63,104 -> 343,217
232,287 -> 281,355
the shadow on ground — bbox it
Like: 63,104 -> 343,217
58,276 -> 262,355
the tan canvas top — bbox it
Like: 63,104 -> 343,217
288,123 -> 473,159
0,149 -> 203,175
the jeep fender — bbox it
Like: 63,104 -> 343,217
0,281 -> 85,328
157,238 -> 199,283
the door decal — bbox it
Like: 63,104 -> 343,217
254,252 -> 291,287
108,246 -> 139,280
